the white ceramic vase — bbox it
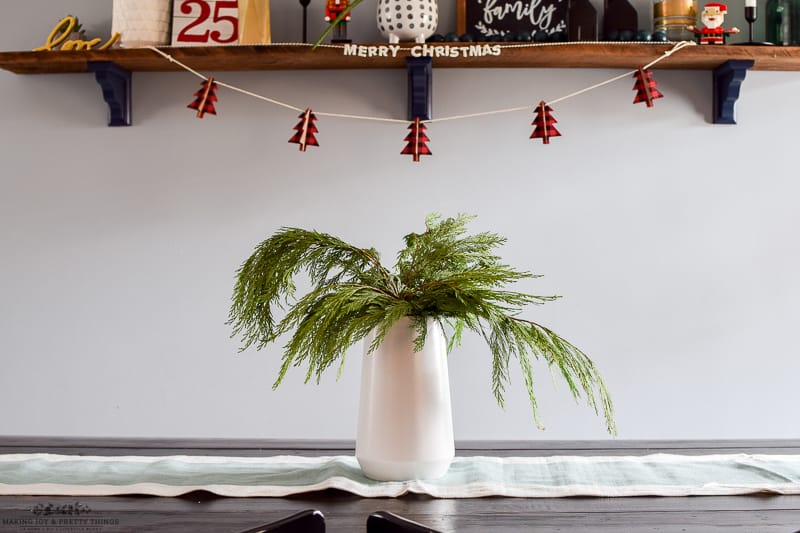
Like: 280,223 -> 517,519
356,317 -> 454,481
112,0 -> 172,47
376,0 -> 438,43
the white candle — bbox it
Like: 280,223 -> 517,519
745,0 -> 756,7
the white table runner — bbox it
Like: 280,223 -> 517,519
2,453 -> 800,498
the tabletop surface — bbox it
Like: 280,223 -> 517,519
1,437 -> 799,533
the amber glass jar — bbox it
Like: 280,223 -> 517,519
653,0 -> 698,40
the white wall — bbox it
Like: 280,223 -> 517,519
1,0 -> 798,441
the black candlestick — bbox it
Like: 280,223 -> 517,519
300,0 -> 311,43
737,2 -> 773,44
746,5 -> 757,41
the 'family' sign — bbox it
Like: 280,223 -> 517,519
457,0 -> 568,39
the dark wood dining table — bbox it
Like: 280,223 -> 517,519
1,437 -> 799,532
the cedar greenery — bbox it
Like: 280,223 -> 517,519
229,214 -> 616,434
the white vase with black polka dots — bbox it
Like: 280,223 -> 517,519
376,0 -> 438,43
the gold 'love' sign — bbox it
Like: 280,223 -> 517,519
33,16 -> 120,52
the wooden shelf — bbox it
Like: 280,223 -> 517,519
2,43 -> 795,127
2,43 -> 800,75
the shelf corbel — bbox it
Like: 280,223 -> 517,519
406,56 -> 432,121
712,59 -> 755,125
88,61 -> 132,127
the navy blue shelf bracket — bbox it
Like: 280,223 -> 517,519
88,61 -> 132,127
406,56 -> 432,121
712,59 -> 755,125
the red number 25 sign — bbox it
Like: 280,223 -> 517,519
172,0 -> 239,46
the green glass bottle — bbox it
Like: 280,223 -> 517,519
766,0 -> 800,45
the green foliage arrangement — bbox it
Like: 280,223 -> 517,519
229,214 -> 616,434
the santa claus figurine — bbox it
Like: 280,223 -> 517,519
688,3 -> 740,44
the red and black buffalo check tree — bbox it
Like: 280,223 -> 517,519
530,101 -> 561,144
288,108 -> 320,151
401,118 -> 432,162
632,68 -> 663,107
187,77 -> 218,119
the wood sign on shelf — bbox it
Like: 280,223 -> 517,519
172,0 -> 271,46
172,0 -> 240,46
456,0 -> 567,39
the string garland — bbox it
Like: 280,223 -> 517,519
146,40 -> 694,159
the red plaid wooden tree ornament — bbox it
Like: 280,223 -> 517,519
401,118 -> 432,162
632,68 -> 664,107
530,101 -> 561,144
288,108 -> 320,151
187,77 -> 218,118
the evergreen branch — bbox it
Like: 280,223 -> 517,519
228,227 -> 396,354
509,316 -> 617,435
445,317 -> 465,353
230,214 -> 617,434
